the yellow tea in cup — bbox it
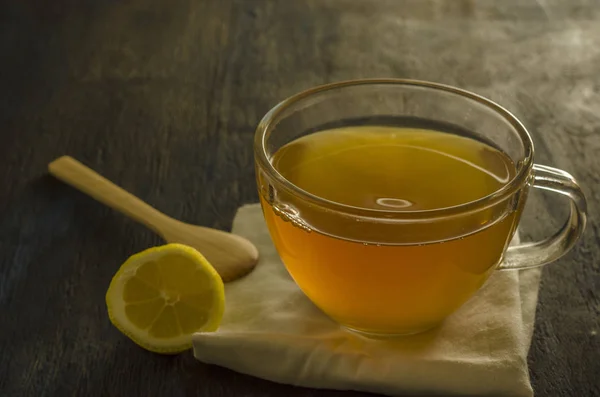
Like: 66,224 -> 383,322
261,126 -> 519,334
255,80 -> 586,336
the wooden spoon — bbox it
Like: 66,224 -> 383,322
48,156 -> 259,282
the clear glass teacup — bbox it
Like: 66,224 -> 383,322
254,79 -> 587,336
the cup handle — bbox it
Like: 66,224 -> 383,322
498,164 -> 588,270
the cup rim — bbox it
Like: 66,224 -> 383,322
254,78 -> 534,219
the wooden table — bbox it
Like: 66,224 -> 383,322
1,1 -> 599,395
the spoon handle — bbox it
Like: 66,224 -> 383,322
48,156 -> 171,234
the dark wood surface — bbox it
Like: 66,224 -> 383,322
1,0 -> 599,396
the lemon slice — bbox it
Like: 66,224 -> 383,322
106,243 -> 225,354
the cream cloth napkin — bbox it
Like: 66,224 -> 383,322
193,204 -> 542,397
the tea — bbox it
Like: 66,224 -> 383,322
260,126 -> 520,334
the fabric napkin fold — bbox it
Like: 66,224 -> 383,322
193,204 -> 541,397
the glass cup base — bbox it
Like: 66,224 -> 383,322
342,323 -> 441,338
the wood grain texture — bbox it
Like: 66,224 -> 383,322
1,0 -> 599,396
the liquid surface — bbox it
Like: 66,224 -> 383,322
261,126 -> 522,334
271,126 -> 514,211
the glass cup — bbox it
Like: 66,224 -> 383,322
254,79 -> 587,336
